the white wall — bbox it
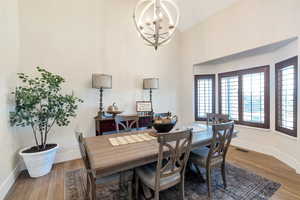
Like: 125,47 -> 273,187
179,0 -> 300,172
0,0 -> 21,198
17,0 -> 180,162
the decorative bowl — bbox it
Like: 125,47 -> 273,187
153,122 -> 176,133
152,115 -> 178,133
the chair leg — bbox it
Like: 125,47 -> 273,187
221,162 -> 227,189
177,178 -> 185,200
86,175 -> 90,199
154,191 -> 159,200
206,168 -> 212,199
135,175 -> 139,200
91,180 -> 96,200
128,181 -> 133,200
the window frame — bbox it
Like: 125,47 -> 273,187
275,56 -> 298,137
218,66 -> 270,129
194,74 -> 216,121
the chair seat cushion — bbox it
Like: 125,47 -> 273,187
135,163 -> 180,190
95,170 -> 133,185
190,147 -> 223,167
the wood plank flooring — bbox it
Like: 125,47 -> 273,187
5,146 -> 300,200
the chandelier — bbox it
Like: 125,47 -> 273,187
133,0 -> 180,50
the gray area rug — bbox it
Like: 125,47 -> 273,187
65,163 -> 280,200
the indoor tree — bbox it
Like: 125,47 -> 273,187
10,67 -> 83,152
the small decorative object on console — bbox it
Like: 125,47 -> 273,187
136,101 -> 152,116
106,102 -> 123,117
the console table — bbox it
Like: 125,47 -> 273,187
94,115 -> 152,136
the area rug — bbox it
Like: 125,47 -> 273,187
65,163 -> 280,200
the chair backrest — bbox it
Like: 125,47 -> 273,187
206,113 -> 230,126
74,132 -> 91,170
155,129 -> 193,190
207,121 -> 234,166
115,115 -> 139,132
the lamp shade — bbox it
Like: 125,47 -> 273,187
143,78 -> 159,89
92,74 -> 112,89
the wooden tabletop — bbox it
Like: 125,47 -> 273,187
85,125 -> 237,177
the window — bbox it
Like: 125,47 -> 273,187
218,66 -> 270,128
242,72 -> 265,124
194,75 -> 216,121
275,56 -> 298,137
220,76 -> 239,120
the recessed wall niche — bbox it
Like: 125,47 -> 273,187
193,37 -> 298,130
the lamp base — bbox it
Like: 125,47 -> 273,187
98,111 -> 106,119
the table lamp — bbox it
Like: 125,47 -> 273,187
143,78 -> 159,113
92,74 -> 112,118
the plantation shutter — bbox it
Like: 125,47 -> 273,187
220,76 -> 239,120
195,75 -> 215,120
275,57 -> 298,137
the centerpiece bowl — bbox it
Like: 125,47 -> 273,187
152,115 -> 178,133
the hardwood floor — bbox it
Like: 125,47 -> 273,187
5,146 -> 300,200
227,147 -> 300,200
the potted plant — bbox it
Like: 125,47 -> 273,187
10,67 -> 83,178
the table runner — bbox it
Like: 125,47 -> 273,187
108,133 -> 156,146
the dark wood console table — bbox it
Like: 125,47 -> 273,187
94,115 -> 152,136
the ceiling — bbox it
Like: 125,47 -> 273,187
176,0 -> 241,31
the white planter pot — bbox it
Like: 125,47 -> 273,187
19,144 -> 59,178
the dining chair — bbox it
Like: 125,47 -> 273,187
135,129 -> 193,200
74,132 -> 133,200
189,121 -> 234,198
115,115 -> 140,133
206,113 -> 230,126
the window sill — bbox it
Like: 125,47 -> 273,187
236,124 -> 298,140
194,121 -> 271,132
234,124 -> 271,132
273,130 -> 298,141
194,121 -> 298,140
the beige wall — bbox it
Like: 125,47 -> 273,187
17,0 -> 180,161
0,0 -> 21,198
179,0 -> 300,172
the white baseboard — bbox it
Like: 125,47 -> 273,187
231,139 -> 300,174
0,161 -> 22,200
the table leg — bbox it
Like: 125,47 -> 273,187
187,161 -> 205,183
142,184 -> 152,199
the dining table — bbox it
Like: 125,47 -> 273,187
84,124 -> 238,178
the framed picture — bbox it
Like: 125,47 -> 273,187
136,101 -> 152,112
